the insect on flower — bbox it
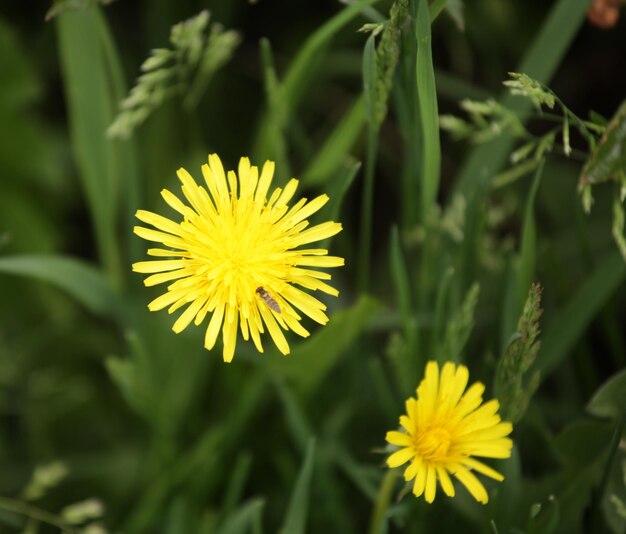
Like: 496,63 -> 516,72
256,286 -> 281,313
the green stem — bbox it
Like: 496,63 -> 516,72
358,32 -> 379,292
0,496 -> 77,533
368,470 -> 399,534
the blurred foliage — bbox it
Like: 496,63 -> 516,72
108,10 -> 241,139
0,0 -> 625,532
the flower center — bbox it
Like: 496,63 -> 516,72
415,425 -> 452,461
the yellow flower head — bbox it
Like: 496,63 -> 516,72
132,154 -> 344,362
385,361 -> 513,504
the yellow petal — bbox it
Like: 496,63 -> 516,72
134,226 -> 186,249
436,466 -> 455,497
412,459 -> 427,497
464,438 -> 513,458
451,463 -> 489,504
286,194 -> 328,225
148,289 -> 189,311
255,160 -> 275,203
276,179 -> 299,207
132,260 -> 186,274
143,268 -> 194,287
208,154 -> 229,202
424,464 -> 437,503
293,256 -> 345,268
403,458 -> 421,481
289,221 -> 342,247
204,303 -> 225,350
222,311 -> 238,363
172,296 -> 207,333
258,303 -> 290,355
461,457 -> 504,481
161,188 -> 188,216
385,431 -> 412,447
387,447 -> 414,468
136,210 -> 182,236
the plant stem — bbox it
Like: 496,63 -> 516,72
368,469 -> 398,534
0,496 -> 77,533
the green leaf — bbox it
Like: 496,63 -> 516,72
253,0 -> 380,159
97,8 -> 142,264
358,31 -> 379,291
389,226 -> 413,347
220,453 -> 254,524
415,0 -> 440,222
526,495 -> 560,534
580,100 -> 626,185
301,98 -> 365,187
259,38 -> 290,181
275,380 -> 313,453
45,0 -> 114,21
587,369 -> 626,420
538,252 -> 626,379
432,266 -> 454,354
219,498 -> 265,534
495,283 -> 542,424
279,439 -> 316,534
318,160 -> 361,248
0,254 -> 125,322
445,0 -> 464,31
455,0 -> 591,195
436,282 -> 479,363
518,160 -> 544,304
56,8 -> 125,285
492,158 -> 540,190
612,193 -> 626,262
268,296 -> 379,396
555,420 -> 613,467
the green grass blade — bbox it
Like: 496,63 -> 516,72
56,9 -> 122,286
432,266 -> 454,354
301,97 -> 365,187
436,283 -> 479,363
260,38 -> 290,181
538,252 -> 626,379
0,255 -> 125,323
587,368 -> 626,420
267,296 -> 379,396
415,0 -> 440,222
220,453 -> 253,523
97,9 -> 142,264
518,159 -> 544,304
368,470 -> 398,534
219,498 -> 265,534
390,226 -> 414,347
455,0 -> 590,195
279,439 -> 316,534
275,380 -> 313,453
318,160 -> 361,250
358,32 -> 379,291
253,0 -> 379,159
429,0 -> 448,21
435,69 -> 491,102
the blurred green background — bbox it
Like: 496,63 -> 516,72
0,0 -> 625,532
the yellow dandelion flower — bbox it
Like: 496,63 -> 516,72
132,154 -> 344,362
385,360 -> 513,504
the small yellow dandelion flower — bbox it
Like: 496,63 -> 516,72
385,361 -> 513,504
132,154 -> 344,362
